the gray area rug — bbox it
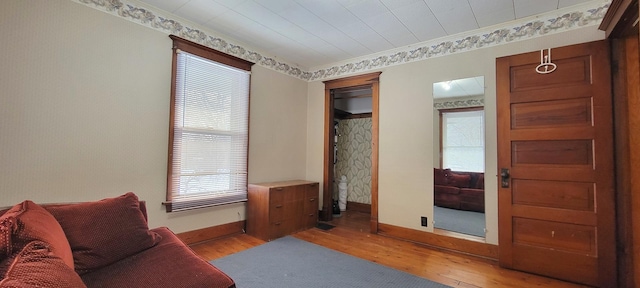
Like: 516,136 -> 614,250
211,236 -> 450,288
434,206 -> 485,237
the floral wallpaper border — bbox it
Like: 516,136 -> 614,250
73,0 -> 610,82
434,97 -> 484,110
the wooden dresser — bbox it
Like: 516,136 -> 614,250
246,180 -> 319,241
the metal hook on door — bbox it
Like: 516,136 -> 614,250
535,48 -> 557,74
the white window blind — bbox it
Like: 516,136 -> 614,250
167,50 -> 250,212
442,109 -> 485,172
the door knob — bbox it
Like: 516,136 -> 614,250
501,168 -> 510,188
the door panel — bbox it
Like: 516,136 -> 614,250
512,245 -> 598,286
511,140 -> 593,165
497,40 -> 616,287
512,217 -> 596,253
511,97 -> 593,129
510,56 -> 591,90
512,179 -> 594,211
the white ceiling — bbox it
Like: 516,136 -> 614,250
433,76 -> 485,99
139,0 -> 594,69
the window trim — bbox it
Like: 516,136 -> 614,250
165,35 -> 253,213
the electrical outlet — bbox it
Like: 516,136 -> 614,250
421,216 -> 428,227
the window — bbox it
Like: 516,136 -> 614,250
165,36 -> 253,212
440,108 -> 484,172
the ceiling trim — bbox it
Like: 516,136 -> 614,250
310,0 -> 610,81
73,0 -> 610,83
434,97 -> 484,110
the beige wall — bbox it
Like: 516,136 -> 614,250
305,81 -> 326,206
305,26 -> 605,245
1,1 -> 606,243
248,64 -> 308,184
0,0 -> 308,233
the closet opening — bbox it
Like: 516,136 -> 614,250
322,72 -> 380,233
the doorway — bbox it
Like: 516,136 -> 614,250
322,72 -> 381,233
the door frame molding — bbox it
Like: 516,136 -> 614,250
322,72 -> 381,233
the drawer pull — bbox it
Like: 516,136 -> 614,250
275,205 -> 283,208
309,213 -> 314,217
309,198 -> 315,202
274,222 -> 281,226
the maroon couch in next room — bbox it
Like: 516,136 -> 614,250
434,168 -> 485,213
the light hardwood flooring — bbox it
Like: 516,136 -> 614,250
191,211 -> 588,288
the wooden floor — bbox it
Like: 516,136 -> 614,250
191,211 -> 588,288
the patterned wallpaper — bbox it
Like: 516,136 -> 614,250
335,118 -> 372,205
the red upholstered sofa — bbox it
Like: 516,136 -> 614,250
434,168 -> 485,213
0,192 -> 235,288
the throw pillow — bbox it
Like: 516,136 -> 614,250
0,241 -> 87,288
433,168 -> 450,186
45,192 -> 161,274
0,201 -> 74,270
448,172 -> 472,188
0,213 -> 14,259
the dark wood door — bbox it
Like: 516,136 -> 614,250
496,40 -> 616,287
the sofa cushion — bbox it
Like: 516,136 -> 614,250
45,193 -> 162,274
459,188 -> 485,213
448,172 -> 472,188
80,227 -> 235,288
433,168 -> 450,186
434,185 -> 460,195
474,173 -> 485,189
460,188 -> 484,201
433,192 -> 461,209
0,241 -> 86,288
0,201 -> 74,270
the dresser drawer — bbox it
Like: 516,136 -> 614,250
269,188 -> 285,204
270,219 -> 290,240
269,202 -> 285,222
303,209 -> 317,229
304,191 -> 318,212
